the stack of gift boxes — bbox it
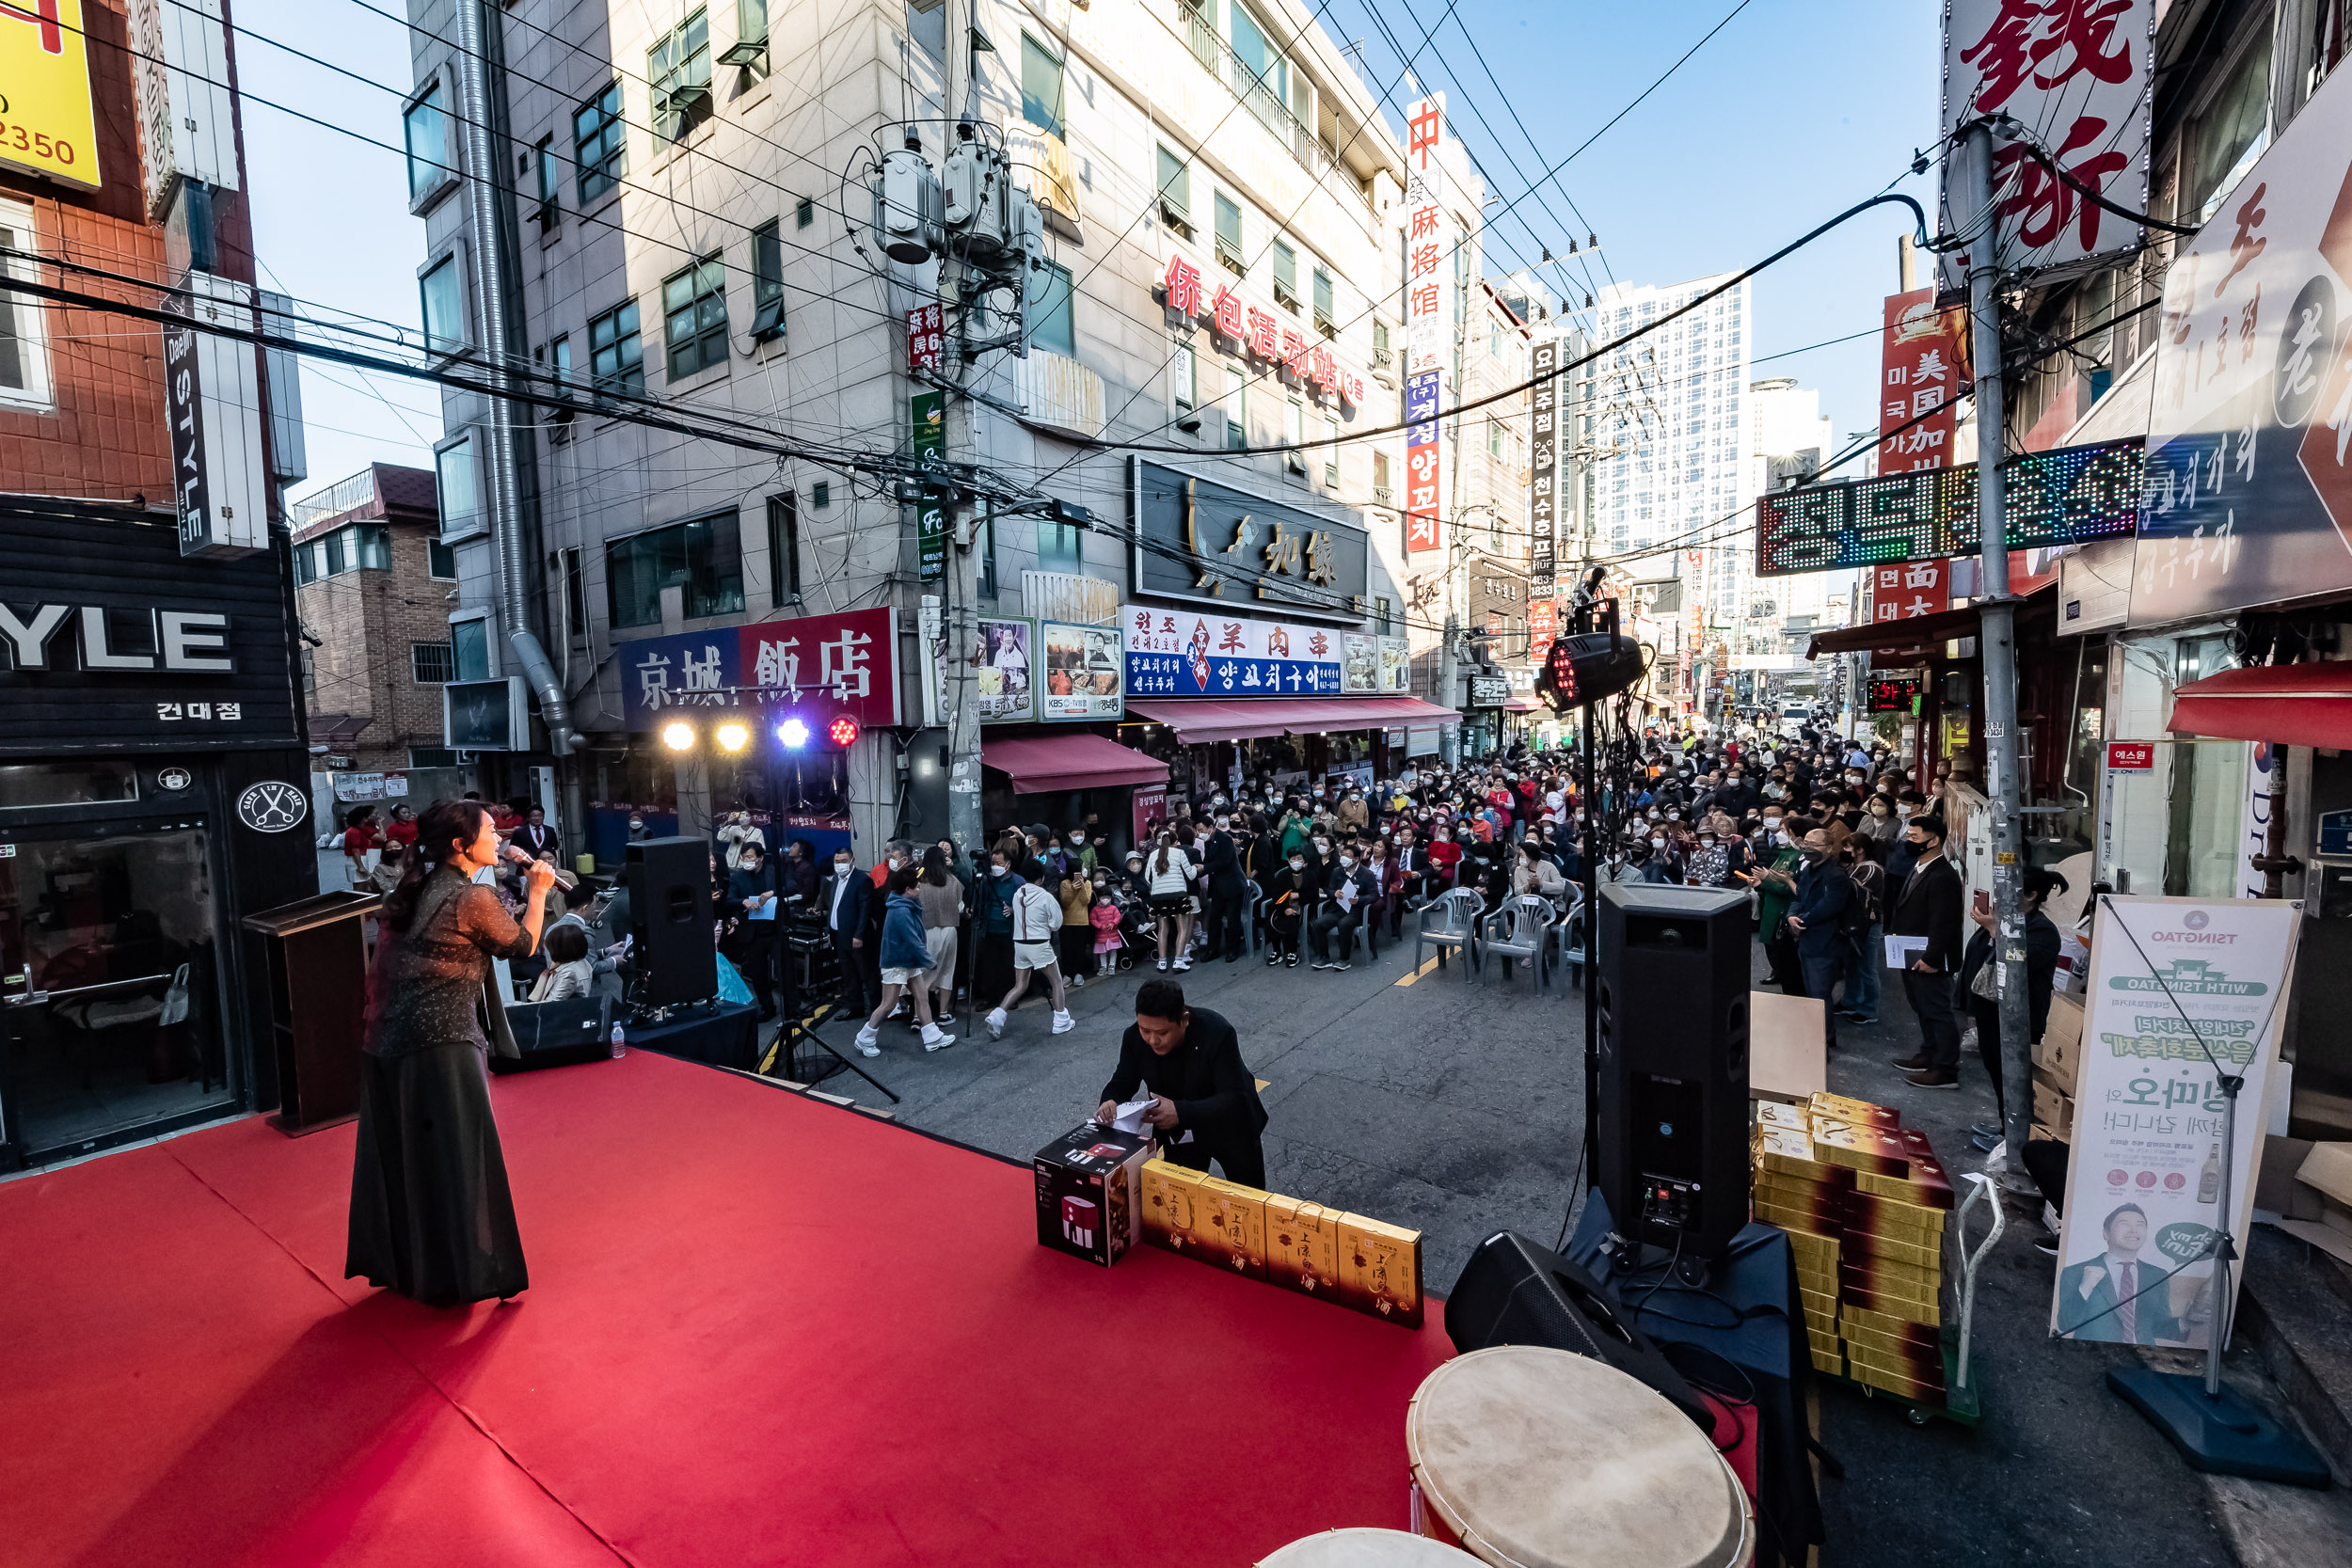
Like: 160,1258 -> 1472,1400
1138,1159 -> 1425,1327
1751,1092 -> 1954,1404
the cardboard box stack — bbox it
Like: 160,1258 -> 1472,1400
1751,1093 -> 1955,1402
2031,994 -> 2084,1145
1136,1158 -> 1422,1327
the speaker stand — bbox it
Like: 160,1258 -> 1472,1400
771,950 -> 901,1104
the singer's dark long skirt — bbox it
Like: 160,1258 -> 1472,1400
345,1038 -> 528,1306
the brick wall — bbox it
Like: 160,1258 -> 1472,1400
296,523 -> 456,768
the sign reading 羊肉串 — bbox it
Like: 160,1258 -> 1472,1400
2050,895 -> 2301,1349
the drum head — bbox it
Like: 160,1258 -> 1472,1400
1406,1345 -> 1750,1568
1260,1528 -> 1481,1566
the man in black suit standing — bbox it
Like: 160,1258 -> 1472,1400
2057,1204 -> 2183,1344
513,805 -> 559,861
1201,813 -> 1248,962
1888,814 -> 1964,1087
821,843 -> 872,1019
1095,980 -> 1268,1188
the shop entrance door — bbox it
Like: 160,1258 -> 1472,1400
0,824 -> 231,1161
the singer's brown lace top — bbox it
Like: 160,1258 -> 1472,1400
363,863 -> 537,1058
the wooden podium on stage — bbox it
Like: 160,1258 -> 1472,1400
243,890 -> 380,1135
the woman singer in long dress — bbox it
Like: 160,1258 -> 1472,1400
346,799 -> 555,1307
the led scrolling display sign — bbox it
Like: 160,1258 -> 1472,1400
1755,437 -> 2143,578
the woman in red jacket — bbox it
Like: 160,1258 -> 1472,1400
1426,825 -> 1465,889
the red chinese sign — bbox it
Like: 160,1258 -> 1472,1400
1941,0 -> 2150,284
1157,255 -> 1363,411
1527,598 -> 1558,649
1880,290 -> 1969,473
1871,559 -> 1951,622
906,305 -> 943,372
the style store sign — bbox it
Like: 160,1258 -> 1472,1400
1158,254 -> 1364,414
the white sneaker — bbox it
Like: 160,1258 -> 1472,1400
986,1007 -> 1007,1040
853,1024 -> 881,1057
1155,958 -> 1168,972
1173,957 -> 1192,972
922,1023 -> 956,1052
1068,974 -> 1085,989
1052,1009 -> 1075,1035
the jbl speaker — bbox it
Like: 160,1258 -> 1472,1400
1444,1231 -> 1707,1428
627,835 -> 717,1006
1597,884 -> 1752,1259
490,994 -> 615,1074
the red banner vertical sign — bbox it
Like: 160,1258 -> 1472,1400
1879,290 -> 1967,474
1403,96 -> 1447,554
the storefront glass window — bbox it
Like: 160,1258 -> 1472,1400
2165,635 -> 2249,897
0,763 -> 139,812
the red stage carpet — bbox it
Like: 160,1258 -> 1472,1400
1,1052 -> 1454,1566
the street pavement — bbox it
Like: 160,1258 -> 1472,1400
771,922 -> 2240,1568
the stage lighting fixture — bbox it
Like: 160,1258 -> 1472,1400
1534,633 -> 1649,713
660,721 -> 696,752
776,717 -> 810,749
715,721 -> 750,752
828,715 -> 861,748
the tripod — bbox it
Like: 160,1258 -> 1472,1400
769,917 -> 899,1103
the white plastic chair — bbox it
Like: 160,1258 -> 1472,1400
1414,888 -> 1485,978
1480,895 -> 1560,990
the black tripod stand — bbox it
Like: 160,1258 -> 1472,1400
768,918 -> 899,1103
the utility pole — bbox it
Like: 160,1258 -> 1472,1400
939,0 -> 985,867
1963,120 -> 2034,1168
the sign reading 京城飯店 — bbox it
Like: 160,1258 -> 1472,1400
2049,895 -> 2302,1350
616,608 -> 901,732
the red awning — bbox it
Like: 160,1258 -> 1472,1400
1502,693 -> 1544,714
982,732 -> 1169,795
1805,604 -> 1982,660
2167,663 -> 2352,751
1125,696 -> 1463,744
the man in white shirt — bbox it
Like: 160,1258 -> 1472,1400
2056,1203 -> 2182,1344
985,871 -> 1074,1039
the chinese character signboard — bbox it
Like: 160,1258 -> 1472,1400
906,304 -> 943,372
1870,559 -> 1951,621
1756,437 -> 2141,577
0,0 -> 101,188
617,607 -> 899,731
1130,459 -> 1370,613
1530,337 -> 1560,592
1122,605 -> 1349,697
1405,94 -> 1448,555
1041,620 -> 1123,721
2052,895 -> 2301,1348
911,388 -> 946,582
1526,597 -> 1557,650
1156,252 -> 1365,413
1939,0 -> 2153,291
2133,65 -> 2352,626
1880,290 -> 1968,472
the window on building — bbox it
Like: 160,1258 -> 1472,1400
650,8 -> 714,141
766,491 -> 801,605
590,298 -> 644,397
411,641 -> 456,684
355,523 -> 390,569
1039,516 -> 1083,573
751,219 -> 786,341
404,80 -> 454,205
1226,367 -> 1247,450
419,254 -> 465,355
0,201 -> 52,409
1273,240 -> 1297,309
452,617 -> 491,681
1372,316 -> 1391,368
605,511 -> 746,629
574,81 -> 627,204
1027,261 -> 1074,356
975,501 -> 999,596
427,538 -> 457,579
662,253 -> 728,379
1375,595 -> 1394,634
795,195 -> 815,227
1489,513 -> 1502,549
1021,32 -> 1066,137
1228,2 -> 1288,135
1214,192 -> 1244,276
436,434 -> 481,538
563,546 -> 587,638
1313,267 -> 1334,336
532,134 -> 560,230
907,0 -> 947,56
1373,449 -> 1391,499
1284,399 -> 1305,472
1172,341 -> 1196,413
1487,422 -> 1504,460
1157,145 -> 1191,233
1323,418 -> 1340,487
2187,28 -> 2275,221
729,0 -> 771,79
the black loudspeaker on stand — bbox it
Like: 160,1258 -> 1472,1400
1597,884 -> 1752,1278
627,836 -> 717,1007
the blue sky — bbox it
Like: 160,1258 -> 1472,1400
239,0 -> 1942,499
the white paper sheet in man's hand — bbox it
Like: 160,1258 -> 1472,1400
1109,1097 -> 1193,1143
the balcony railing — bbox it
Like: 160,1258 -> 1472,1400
1177,0 -> 1342,187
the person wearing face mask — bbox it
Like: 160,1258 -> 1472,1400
1425,821 -> 1465,890
1633,827 -> 1679,885
973,841 -> 1026,1009
1744,815 -> 1807,990
1145,832 -> 1197,972
1783,828 -> 1852,1046
1683,827 -> 1731,890
1836,836 -> 1884,1029
1888,815 -> 1965,1087
1310,847 -> 1380,971
1335,787 -> 1370,836
1856,792 -> 1902,846
1263,850 -> 1310,966
822,843 -> 874,1020
1200,813 -> 1248,963
627,812 -> 651,844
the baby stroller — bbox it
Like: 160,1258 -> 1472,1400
1109,890 -> 1155,972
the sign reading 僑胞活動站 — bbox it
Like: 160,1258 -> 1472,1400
2050,895 -> 2301,1350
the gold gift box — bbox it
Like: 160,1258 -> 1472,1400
1262,1194 -> 1342,1300
1141,1160 -> 1209,1254
1197,1177 -> 1268,1280
1812,1120 -> 1913,1177
1337,1212 -> 1424,1327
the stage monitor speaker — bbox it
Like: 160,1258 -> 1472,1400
627,835 -> 717,1006
490,994 -> 616,1073
1597,884 -> 1752,1260
1444,1231 -> 1707,1428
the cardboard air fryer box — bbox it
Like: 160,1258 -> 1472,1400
1034,1124 -> 1150,1266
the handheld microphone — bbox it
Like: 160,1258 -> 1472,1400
505,842 -> 579,890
